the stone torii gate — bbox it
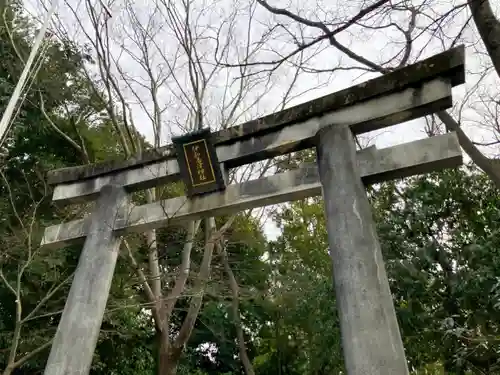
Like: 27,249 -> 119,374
41,46 -> 465,375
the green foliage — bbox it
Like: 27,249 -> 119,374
258,199 -> 343,374
0,3 -> 152,374
372,167 -> 500,373
168,214 -> 270,374
1,3 -> 500,374
268,165 -> 500,374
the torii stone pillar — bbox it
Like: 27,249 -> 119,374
44,185 -> 127,375
316,125 -> 409,375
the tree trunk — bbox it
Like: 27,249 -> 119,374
156,218 -> 217,375
158,330 -> 176,375
469,0 -> 500,78
221,246 -> 255,375
158,338 -> 182,375
437,111 -> 500,188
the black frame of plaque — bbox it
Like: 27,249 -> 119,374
172,128 -> 226,197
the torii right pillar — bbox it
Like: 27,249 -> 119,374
316,124 -> 409,375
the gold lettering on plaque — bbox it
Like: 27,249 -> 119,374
192,145 -> 207,182
183,139 -> 216,187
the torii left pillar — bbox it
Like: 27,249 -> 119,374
44,184 -> 127,375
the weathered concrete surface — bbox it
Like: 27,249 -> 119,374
43,185 -> 128,375
52,78 -> 452,205
316,125 -> 409,375
41,133 -> 462,250
47,45 -> 465,187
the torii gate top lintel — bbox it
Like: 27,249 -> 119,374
46,45 -> 465,188
41,45 -> 466,251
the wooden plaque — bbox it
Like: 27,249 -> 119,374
172,128 -> 226,197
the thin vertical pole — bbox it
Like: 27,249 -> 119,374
0,0 -> 59,148
316,125 -> 409,375
44,184 -> 127,375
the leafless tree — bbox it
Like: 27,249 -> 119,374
36,0 -> 322,372
220,0 -> 500,188
220,1 -> 500,372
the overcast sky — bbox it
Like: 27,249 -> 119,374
25,0 -> 500,239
